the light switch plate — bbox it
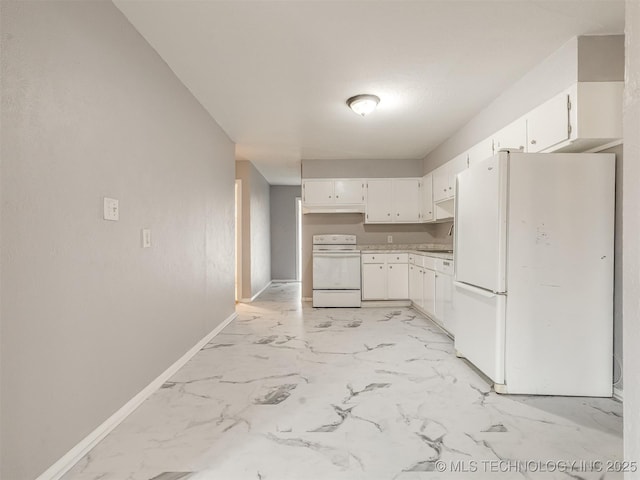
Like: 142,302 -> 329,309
142,229 -> 151,248
387,235 -> 393,243
103,197 -> 119,221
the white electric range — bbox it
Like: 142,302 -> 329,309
312,234 -> 361,307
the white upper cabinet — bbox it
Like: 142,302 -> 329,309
493,117 -> 527,154
393,178 -> 422,222
527,81 -> 623,153
466,137 -> 494,167
302,179 -> 334,205
432,153 -> 467,221
365,178 -> 422,224
302,178 -> 364,212
432,163 -> 450,204
434,152 -> 467,204
334,179 -> 364,204
365,179 -> 393,222
421,173 -> 434,222
526,92 -> 570,152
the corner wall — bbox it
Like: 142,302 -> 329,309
0,2 -> 236,478
236,160 -> 271,299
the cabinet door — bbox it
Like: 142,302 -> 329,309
448,152 -> 468,195
303,180 -> 334,205
365,179 -> 393,223
432,164 -> 450,203
466,138 -> 494,168
362,263 -> 386,300
493,118 -> 527,153
410,265 -> 424,307
421,173 -> 434,222
387,263 -> 409,299
422,268 -> 436,317
393,179 -> 422,223
434,272 -> 454,332
527,93 -> 570,152
334,179 -> 364,204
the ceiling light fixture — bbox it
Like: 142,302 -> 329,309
346,94 -> 380,116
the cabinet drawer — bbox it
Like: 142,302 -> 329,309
436,258 -> 454,275
422,256 -> 437,270
410,254 -> 425,267
386,253 -> 408,264
362,253 -> 384,264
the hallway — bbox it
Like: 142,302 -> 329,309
63,283 -> 623,480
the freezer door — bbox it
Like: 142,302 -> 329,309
453,281 -> 505,384
455,153 -> 508,293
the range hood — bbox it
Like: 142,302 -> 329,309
302,204 -> 365,214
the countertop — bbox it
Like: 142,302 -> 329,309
357,244 -> 454,260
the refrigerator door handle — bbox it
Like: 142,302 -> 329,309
454,281 -> 498,298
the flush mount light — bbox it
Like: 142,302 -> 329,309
346,94 -> 380,116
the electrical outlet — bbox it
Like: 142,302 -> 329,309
103,197 -> 119,221
142,228 -> 151,248
387,235 -> 393,243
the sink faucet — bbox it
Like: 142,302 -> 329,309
448,223 -> 454,236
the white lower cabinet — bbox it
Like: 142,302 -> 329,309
422,267 -> 436,318
362,263 -> 387,299
362,253 -> 409,300
434,259 -> 455,335
409,264 -> 424,307
409,254 -> 455,337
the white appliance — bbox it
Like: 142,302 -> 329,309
312,234 -> 361,307
454,151 -> 615,396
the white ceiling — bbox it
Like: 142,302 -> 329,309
114,1 -> 624,185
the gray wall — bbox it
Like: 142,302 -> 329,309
0,2 -> 236,479
422,34 -> 626,393
270,186 -> 301,281
236,161 -> 271,299
423,35 -> 624,172
623,0 -> 640,469
303,158 -> 424,179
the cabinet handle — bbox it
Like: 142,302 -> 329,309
379,266 -> 383,269
530,139 -> 537,145
397,213 -> 400,216
336,195 -> 339,198
443,188 -> 447,192
328,195 -> 332,198
387,213 -> 391,216
389,266 -> 393,269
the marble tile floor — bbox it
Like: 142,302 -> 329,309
62,282 -> 623,480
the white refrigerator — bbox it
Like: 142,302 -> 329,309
453,151 -> 615,396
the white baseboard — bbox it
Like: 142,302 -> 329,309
240,281 -> 273,303
35,311 -> 238,480
613,387 -> 623,402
